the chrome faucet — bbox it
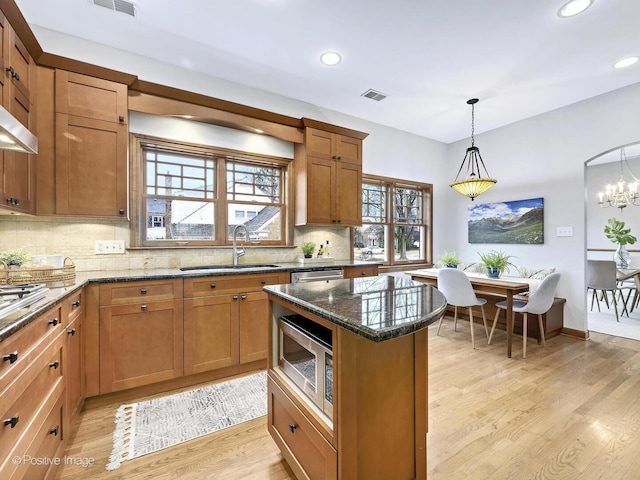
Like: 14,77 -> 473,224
232,224 -> 249,266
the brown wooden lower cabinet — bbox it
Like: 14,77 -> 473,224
183,293 -> 239,375
99,299 -> 184,394
0,301 -> 66,480
268,295 -> 429,480
342,265 -> 378,278
268,376 -> 337,480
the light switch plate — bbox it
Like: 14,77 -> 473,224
556,226 -> 573,237
95,240 -> 125,254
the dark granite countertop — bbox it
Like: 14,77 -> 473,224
0,260 -> 381,342
264,276 -> 447,342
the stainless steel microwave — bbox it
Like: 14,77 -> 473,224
278,315 -> 333,420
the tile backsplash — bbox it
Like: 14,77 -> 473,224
0,216 -> 352,271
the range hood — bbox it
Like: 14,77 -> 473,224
0,105 -> 37,154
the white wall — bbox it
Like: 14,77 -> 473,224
439,82 -> 640,331
11,27 -> 640,333
586,155 -> 640,267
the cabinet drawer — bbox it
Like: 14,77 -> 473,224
0,304 -> 63,392
268,376 -> 336,480
0,342 -> 63,464
342,265 -> 378,278
20,394 -> 65,480
65,290 -> 83,321
99,279 -> 183,305
185,272 -> 288,297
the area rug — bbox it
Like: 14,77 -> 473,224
106,371 -> 267,470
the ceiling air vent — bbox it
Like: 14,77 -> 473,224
93,0 -> 136,17
361,89 -> 387,102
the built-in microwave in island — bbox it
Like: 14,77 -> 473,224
278,314 -> 333,421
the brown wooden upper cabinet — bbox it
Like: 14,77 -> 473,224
294,123 -> 367,227
0,12 -> 36,214
54,71 -> 128,217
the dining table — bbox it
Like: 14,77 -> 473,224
406,268 -> 530,358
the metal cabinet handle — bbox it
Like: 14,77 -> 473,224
3,351 -> 18,363
210,283 -> 216,289
49,425 -> 60,436
4,415 -> 19,428
141,305 -> 147,311
361,271 -> 367,276
289,423 -> 297,433
49,361 -> 59,369
5,66 -> 19,80
48,318 -> 58,326
233,296 -> 239,300
241,295 -> 247,300
67,329 -> 76,336
72,300 -> 81,307
140,288 -> 147,294
261,280 -> 267,285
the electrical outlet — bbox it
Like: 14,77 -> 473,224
95,240 -> 125,254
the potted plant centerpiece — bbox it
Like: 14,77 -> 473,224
0,247 -> 31,269
478,249 -> 516,278
438,251 -> 462,268
301,242 -> 316,259
604,217 -> 637,268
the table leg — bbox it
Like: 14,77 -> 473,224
506,292 -> 513,358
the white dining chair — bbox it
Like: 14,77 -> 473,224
436,268 -> 488,349
489,273 -> 561,358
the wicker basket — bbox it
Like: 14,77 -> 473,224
0,257 -> 76,287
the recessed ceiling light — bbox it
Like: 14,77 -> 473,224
613,56 -> 639,69
557,0 -> 593,17
320,51 -> 341,66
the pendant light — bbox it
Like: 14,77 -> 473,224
450,98 -> 496,200
597,147 -> 639,211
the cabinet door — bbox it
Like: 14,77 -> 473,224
239,291 -> 269,364
1,150 -> 34,213
55,70 -> 127,123
5,29 -> 34,110
183,294 -> 239,375
55,113 -> 128,216
99,300 -> 183,394
64,313 -> 83,433
306,156 -> 335,225
335,135 -> 362,165
305,128 -> 334,160
335,160 -> 362,226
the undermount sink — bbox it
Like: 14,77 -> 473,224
180,264 -> 281,271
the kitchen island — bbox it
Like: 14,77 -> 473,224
265,275 -> 446,480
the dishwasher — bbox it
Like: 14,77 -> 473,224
291,269 -> 344,283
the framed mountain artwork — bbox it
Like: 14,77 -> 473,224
468,197 -> 544,244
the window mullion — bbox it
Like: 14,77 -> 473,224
217,159 -> 228,244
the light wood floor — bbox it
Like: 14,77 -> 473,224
54,321 -> 640,480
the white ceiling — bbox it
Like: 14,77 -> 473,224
13,0 -> 640,144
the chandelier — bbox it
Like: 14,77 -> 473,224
450,98 -> 497,201
597,147 -> 639,211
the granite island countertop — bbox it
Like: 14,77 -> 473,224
0,260 -> 382,342
264,275 -> 447,342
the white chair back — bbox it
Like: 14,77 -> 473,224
437,268 -> 479,307
520,273 -> 560,315
586,260 -> 617,290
